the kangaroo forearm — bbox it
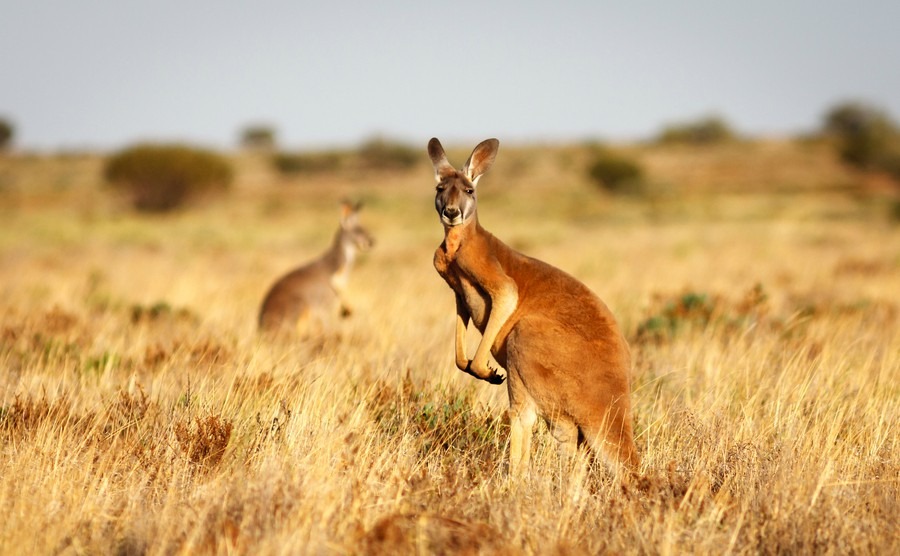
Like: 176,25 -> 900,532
454,295 -> 471,370
455,312 -> 469,370
472,286 -> 517,366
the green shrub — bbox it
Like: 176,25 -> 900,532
657,115 -> 736,145
239,125 -> 277,150
586,148 -> 645,194
104,144 -> 233,212
824,102 -> 891,137
0,118 -> 13,151
821,102 -> 900,190
357,137 -> 419,171
635,292 -> 717,343
272,151 -> 344,175
634,284 -> 769,344
822,101 -> 899,169
364,374 -> 505,466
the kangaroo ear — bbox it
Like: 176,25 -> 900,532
339,199 -> 357,226
428,137 -> 456,182
462,138 -> 499,186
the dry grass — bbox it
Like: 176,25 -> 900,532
0,142 -> 898,554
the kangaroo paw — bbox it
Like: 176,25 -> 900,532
464,361 -> 507,385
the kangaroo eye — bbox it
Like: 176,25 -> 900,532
435,184 -> 445,192
465,188 -> 475,195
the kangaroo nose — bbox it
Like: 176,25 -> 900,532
443,206 -> 460,218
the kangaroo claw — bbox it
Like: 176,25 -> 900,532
463,360 -> 506,385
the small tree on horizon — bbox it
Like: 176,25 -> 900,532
0,117 -> 13,151
240,125 -> 278,151
822,101 -> 897,169
657,115 -> 737,145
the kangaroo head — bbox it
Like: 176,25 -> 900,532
339,200 -> 375,253
428,137 -> 499,227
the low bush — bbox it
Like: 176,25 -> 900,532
357,137 -> 419,171
586,147 -> 645,194
272,151 -> 344,175
822,101 -> 900,182
657,115 -> 736,145
239,125 -> 277,150
633,284 -> 769,344
0,118 -> 13,150
174,413 -> 233,468
104,143 -> 233,212
272,137 -> 419,177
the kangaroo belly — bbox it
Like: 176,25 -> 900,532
458,278 -> 490,330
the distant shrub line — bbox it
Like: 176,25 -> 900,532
21,101 -> 897,217
272,137 -> 420,177
657,115 -> 737,145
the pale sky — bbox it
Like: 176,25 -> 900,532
2,1 -> 899,151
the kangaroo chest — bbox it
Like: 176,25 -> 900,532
330,265 -> 349,293
434,245 -> 491,331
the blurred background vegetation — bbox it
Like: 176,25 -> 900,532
5,100 -> 897,216
0,117 -> 14,151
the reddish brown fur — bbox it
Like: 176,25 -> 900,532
429,138 -> 639,474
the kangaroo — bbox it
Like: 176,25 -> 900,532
428,137 -> 639,475
258,201 -> 374,334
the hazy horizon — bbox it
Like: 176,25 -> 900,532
2,1 -> 899,151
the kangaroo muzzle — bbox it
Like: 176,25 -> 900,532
439,202 -> 466,226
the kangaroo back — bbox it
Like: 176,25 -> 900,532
258,201 -> 374,334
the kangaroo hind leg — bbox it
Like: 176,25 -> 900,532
579,407 -> 640,476
548,417 -> 579,462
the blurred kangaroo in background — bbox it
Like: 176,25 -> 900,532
258,200 -> 374,334
428,137 -> 639,476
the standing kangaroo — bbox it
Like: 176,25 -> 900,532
258,201 -> 374,334
429,138 -> 639,475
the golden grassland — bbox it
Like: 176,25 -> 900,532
0,140 -> 898,554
